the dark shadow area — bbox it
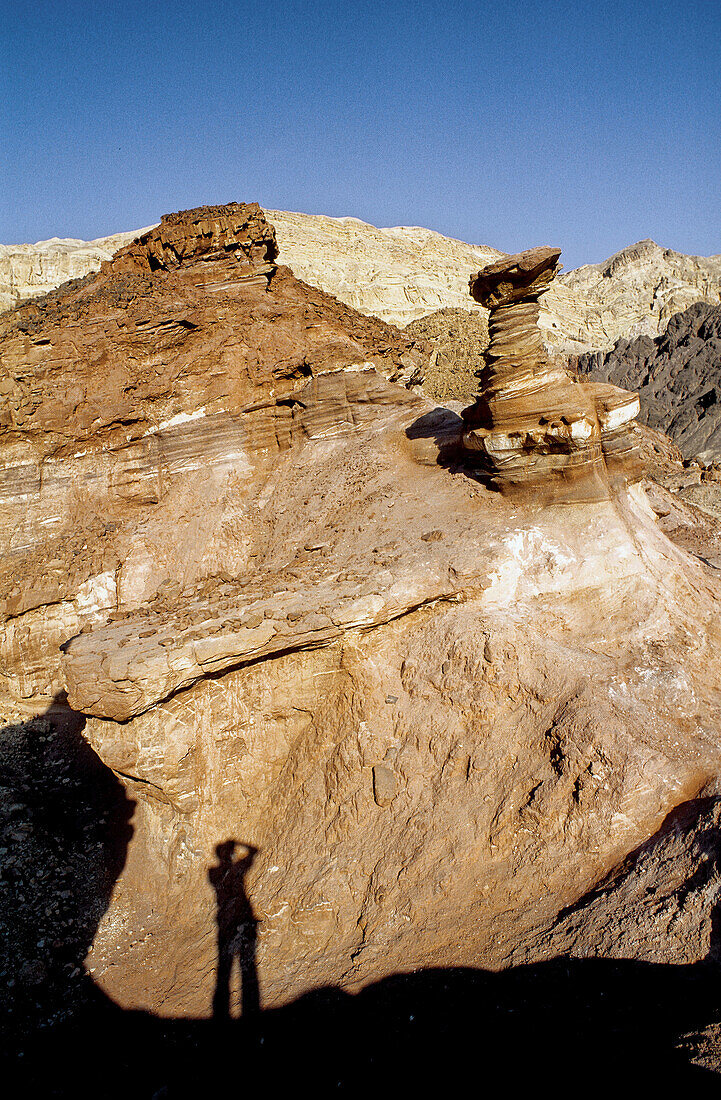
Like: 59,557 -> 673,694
0,693 -> 135,1051
12,950 -> 721,1095
208,841 -> 259,1019
2,713 -> 721,1093
405,406 -> 498,489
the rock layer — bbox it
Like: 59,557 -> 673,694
2,204 -> 721,1030
0,227 -> 154,313
0,203 -> 427,709
461,247 -> 643,501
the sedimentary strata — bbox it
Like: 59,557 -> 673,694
2,204 -> 721,1031
0,202 -> 427,706
461,247 -> 643,501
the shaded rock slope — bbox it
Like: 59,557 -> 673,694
577,302 -> 721,462
1,205 -> 721,1062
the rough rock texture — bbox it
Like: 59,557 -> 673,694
404,307 -> 490,402
2,204 -> 721,1052
0,227 -> 154,313
577,302 -> 721,463
460,247 -> 643,500
0,202 -> 427,708
563,239 -> 721,351
266,209 -> 504,327
631,423 -> 721,567
5,215 -> 720,364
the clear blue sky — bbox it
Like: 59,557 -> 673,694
2,0 -> 719,270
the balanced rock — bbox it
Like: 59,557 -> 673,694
461,247 -> 643,501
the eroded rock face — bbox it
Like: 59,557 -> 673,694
3,204 -> 721,1029
562,239 -> 721,350
0,227 -> 154,313
461,247 -> 643,501
577,301 -> 721,463
5,216 -> 720,361
0,202 -> 427,710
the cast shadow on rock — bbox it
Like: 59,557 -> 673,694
4,709 -> 721,1092
405,406 -> 498,487
208,840 -> 259,1020
0,693 -> 135,1050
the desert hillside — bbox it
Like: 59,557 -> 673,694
2,210 -> 719,359
3,205 -> 721,1086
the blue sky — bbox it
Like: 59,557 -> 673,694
2,0 -> 720,269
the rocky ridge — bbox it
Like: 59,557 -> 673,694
1,205 -> 721,1067
0,226 -> 154,313
3,212 -> 719,362
577,301 -> 721,463
565,239 -> 721,347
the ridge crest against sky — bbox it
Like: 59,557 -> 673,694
2,0 -> 719,271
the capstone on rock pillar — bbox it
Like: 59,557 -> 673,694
461,246 -> 643,502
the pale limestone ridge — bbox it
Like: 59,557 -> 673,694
2,213 -> 721,356
559,238 -> 721,350
0,226 -> 155,312
266,208 -> 504,326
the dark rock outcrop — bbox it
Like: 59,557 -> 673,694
576,302 -> 721,461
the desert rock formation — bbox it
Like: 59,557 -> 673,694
0,202 -> 426,707
2,204 -> 721,1043
460,247 -> 642,500
564,239 -> 721,349
403,307 -> 490,402
577,301 -> 721,463
0,226 -> 154,313
4,213 -> 720,364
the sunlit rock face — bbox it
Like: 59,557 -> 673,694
461,247 -> 643,502
0,203 -> 427,712
2,204 -> 721,1025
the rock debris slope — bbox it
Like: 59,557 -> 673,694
0,226 -> 154,313
2,204 -> 721,1025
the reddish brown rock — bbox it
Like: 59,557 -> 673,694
462,247 -> 643,501
2,205 -> 721,1044
0,203 -> 427,705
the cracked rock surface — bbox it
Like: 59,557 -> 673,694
2,204 -> 721,1048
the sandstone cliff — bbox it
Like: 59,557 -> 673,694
2,205 -> 721,1042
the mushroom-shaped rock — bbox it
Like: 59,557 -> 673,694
462,246 -> 644,502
